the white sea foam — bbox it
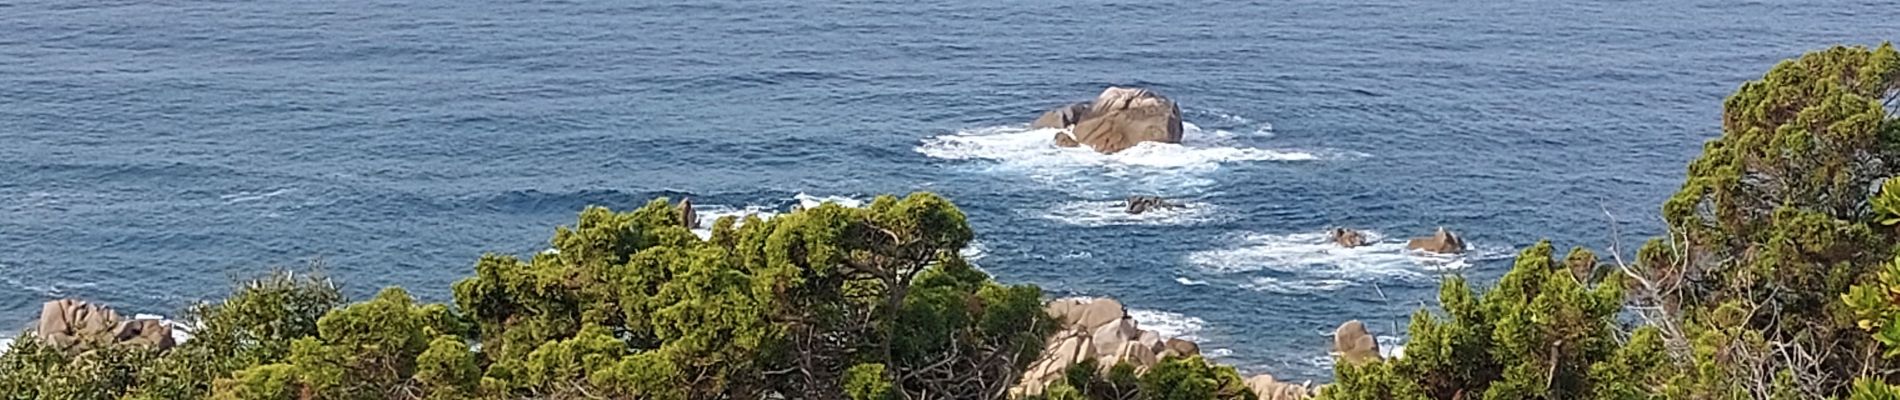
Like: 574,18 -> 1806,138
1378,335 -> 1406,359
915,123 -> 1317,196
1186,230 -> 1478,282
960,240 -> 989,260
221,188 -> 295,204
688,204 -> 778,240
1127,309 -> 1206,341
1040,200 -> 1220,227
1175,277 -> 1209,286
1241,276 -> 1353,294
794,192 -> 863,208
1309,334 -> 1409,370
687,193 -> 864,239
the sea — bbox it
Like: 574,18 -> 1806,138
2,0 -> 1895,380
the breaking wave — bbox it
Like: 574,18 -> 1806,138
1127,308 -> 1206,341
915,122 -> 1316,196
687,192 -> 864,239
1039,199 -> 1221,227
1185,230 -> 1511,294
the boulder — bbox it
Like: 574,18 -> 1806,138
1329,228 -> 1369,248
1038,334 -> 1093,381
37,300 -> 74,337
1072,298 -> 1126,330
1112,340 -> 1159,369
1046,87 -> 1184,154
1164,338 -> 1200,358
1245,374 -> 1312,400
113,319 -> 175,350
1045,298 -> 1083,325
1406,227 -> 1466,254
1333,320 -> 1381,366
1125,195 -> 1177,215
1091,317 -> 1140,357
1032,102 -> 1092,130
1015,297 -> 1221,398
678,198 -> 699,229
1137,330 -> 1164,353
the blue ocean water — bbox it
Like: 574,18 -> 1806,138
1,0 -> 1895,379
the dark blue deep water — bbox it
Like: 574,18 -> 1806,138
2,0 -> 1896,380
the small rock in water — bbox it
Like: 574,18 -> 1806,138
1125,195 -> 1177,215
1329,228 -> 1369,248
1405,227 -> 1466,254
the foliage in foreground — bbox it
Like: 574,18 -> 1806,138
1322,42 -> 1900,399
0,193 -> 1254,400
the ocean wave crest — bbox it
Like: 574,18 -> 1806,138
1185,230 -> 1508,293
1127,308 -> 1207,341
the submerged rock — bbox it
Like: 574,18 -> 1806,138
1039,87 -> 1184,154
1329,228 -> 1369,248
1405,227 -> 1466,254
1125,195 -> 1177,215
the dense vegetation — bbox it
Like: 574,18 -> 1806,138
0,194 -> 1246,399
1,43 -> 1895,399
1322,43 -> 1900,399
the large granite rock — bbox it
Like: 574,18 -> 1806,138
1333,320 -> 1381,366
1040,87 -> 1184,154
1091,317 -> 1140,358
1014,297 -> 1201,397
1071,298 -> 1126,330
1406,227 -> 1466,254
35,299 -> 174,353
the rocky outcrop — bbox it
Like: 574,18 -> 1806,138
1013,297 -> 1195,397
1125,195 -> 1178,215
1329,228 -> 1369,248
35,299 -> 174,354
1040,87 -> 1184,154
1245,374 -> 1314,400
1406,227 -> 1466,254
1333,320 -> 1380,366
1017,298 -> 1363,399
